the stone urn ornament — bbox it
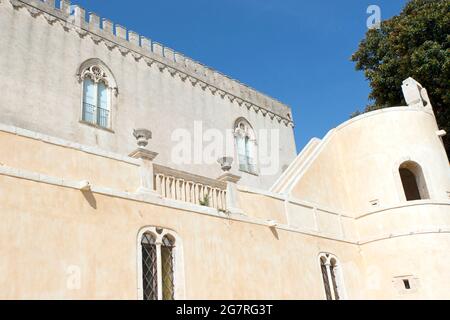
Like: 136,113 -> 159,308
217,156 -> 233,172
133,129 -> 152,147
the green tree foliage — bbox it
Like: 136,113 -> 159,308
351,0 -> 450,155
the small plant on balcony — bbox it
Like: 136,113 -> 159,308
199,194 -> 210,207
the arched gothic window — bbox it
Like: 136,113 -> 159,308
234,118 -> 258,174
78,60 -> 117,129
399,161 -> 429,201
319,253 -> 344,300
138,227 -> 180,300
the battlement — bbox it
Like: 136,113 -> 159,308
6,0 -> 294,126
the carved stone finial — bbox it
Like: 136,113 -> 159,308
133,128 -> 152,147
217,156 -> 233,172
401,77 -> 431,108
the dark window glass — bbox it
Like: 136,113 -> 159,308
161,235 -> 175,300
400,168 -> 421,201
141,233 -> 158,300
403,279 -> 411,290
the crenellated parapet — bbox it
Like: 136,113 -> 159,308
6,0 -> 294,127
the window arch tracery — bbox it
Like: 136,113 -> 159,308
78,59 -> 117,129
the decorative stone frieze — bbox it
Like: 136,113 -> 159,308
7,0 -> 295,127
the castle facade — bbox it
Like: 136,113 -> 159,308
0,0 -> 449,299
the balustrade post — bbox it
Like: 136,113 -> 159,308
170,177 -> 176,199
218,172 -> 243,214
190,182 -> 196,204
129,151 -> 158,197
186,182 -> 192,203
129,129 -> 159,198
179,179 -> 186,202
161,175 -> 167,198
193,184 -> 197,204
155,174 -> 162,195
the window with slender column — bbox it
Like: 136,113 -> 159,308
81,66 -> 111,128
319,253 -> 344,300
330,259 -> 340,300
78,59 -> 117,130
138,228 -> 180,300
234,118 -> 258,174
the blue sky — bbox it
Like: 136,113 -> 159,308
74,0 -> 408,151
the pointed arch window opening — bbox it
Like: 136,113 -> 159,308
140,230 -> 177,300
319,253 -> 344,300
234,119 -> 258,174
399,161 -> 429,201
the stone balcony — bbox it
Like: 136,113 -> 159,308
153,164 -> 227,211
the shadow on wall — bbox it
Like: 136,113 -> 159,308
270,227 -> 279,240
81,190 -> 97,209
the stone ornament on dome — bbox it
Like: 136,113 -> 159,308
401,77 -> 431,108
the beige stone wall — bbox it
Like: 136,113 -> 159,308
0,172 -> 365,299
236,189 -> 287,224
290,107 -> 450,217
1,114 -> 449,299
278,105 -> 450,299
0,129 -> 141,192
359,233 -> 450,299
0,124 -> 356,299
336,108 -> 449,216
0,122 -> 448,299
0,0 -> 449,301
290,133 -> 352,213
0,0 -> 297,190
